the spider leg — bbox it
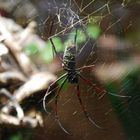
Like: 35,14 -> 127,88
43,73 -> 67,114
76,64 -> 95,71
49,17 -> 66,66
49,16 -> 58,58
78,74 -> 131,98
76,83 -> 102,129
54,77 -> 70,135
74,28 -> 78,53
50,38 -> 66,66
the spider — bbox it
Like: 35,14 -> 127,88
43,27 -> 130,134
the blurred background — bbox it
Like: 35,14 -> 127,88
0,0 -> 140,140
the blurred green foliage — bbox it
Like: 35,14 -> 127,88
24,42 -> 39,55
57,72 -> 69,91
105,66 -> 140,139
40,37 -> 63,63
8,133 -> 22,140
67,28 -> 86,44
86,24 -> 101,39
24,22 -> 101,63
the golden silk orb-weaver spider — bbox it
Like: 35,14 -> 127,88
43,28 -> 130,135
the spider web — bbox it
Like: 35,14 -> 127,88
30,0 -> 131,69
31,0 -> 132,137
5,0 -> 138,139
32,0 -> 132,139
23,0 -> 128,38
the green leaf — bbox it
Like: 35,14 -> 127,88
57,72 -> 69,91
39,37 -> 63,63
8,133 -> 22,140
68,29 -> 86,44
39,42 -> 53,63
24,42 -> 39,55
86,24 -> 100,39
49,37 -> 63,52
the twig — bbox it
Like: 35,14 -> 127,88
0,89 -> 24,119
0,112 -> 40,128
0,16 -> 37,76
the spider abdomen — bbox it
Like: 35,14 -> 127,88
63,45 -> 78,83
63,45 -> 76,69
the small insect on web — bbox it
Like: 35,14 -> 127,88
43,20 -> 131,135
